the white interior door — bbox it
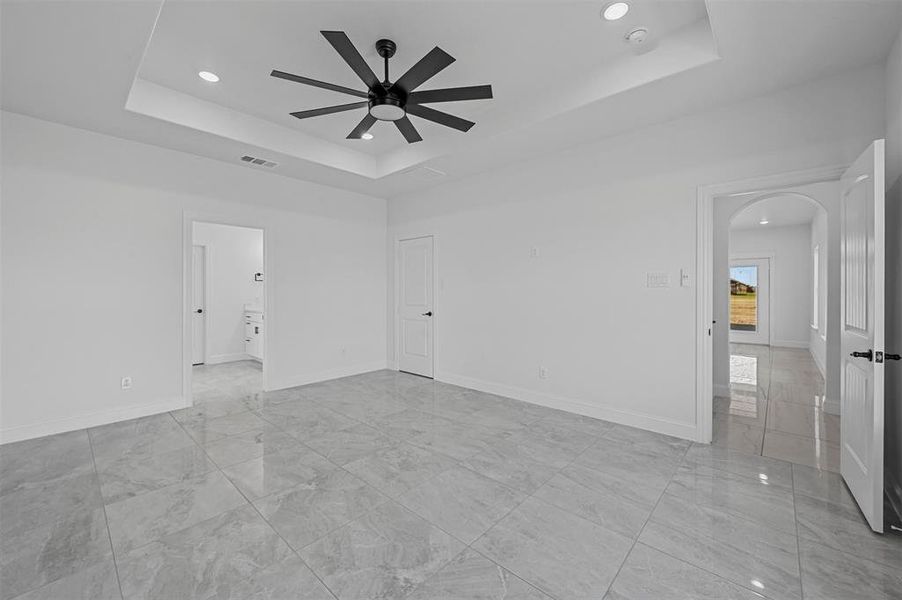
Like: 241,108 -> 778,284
192,245 -> 206,366
840,140 -> 885,533
728,257 -> 770,345
398,236 -> 434,377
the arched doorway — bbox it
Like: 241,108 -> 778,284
711,184 -> 840,472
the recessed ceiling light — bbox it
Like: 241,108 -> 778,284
198,71 -> 220,83
759,218 -> 769,225
361,132 -> 374,140
602,2 -> 630,21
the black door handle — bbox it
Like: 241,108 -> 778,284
850,350 -> 873,361
195,309 -> 203,314
422,311 -> 433,317
885,353 -> 901,361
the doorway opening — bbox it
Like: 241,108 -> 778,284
190,221 -> 265,404
711,184 -> 840,473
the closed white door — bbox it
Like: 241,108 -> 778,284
840,140 -> 885,533
728,257 -> 770,345
398,236 -> 434,377
192,245 -> 206,366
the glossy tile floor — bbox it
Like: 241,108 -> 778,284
714,344 -> 841,472
2,367 -> 901,599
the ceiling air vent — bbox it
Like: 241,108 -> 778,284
240,155 -> 279,168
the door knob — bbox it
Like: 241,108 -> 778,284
421,311 -> 433,317
195,309 -> 203,314
886,353 -> 901,361
850,350 -> 873,361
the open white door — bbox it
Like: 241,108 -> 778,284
398,236 -> 434,377
840,139 -> 885,533
192,245 -> 206,366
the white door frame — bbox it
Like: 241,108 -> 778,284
393,234 -> 437,376
728,254 -> 774,346
695,164 -> 846,443
182,213 -> 271,407
192,244 -> 211,365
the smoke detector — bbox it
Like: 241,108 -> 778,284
625,27 -> 649,46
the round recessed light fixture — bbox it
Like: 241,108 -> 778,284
361,132 -> 374,140
602,2 -> 630,21
759,218 -> 769,225
198,71 -> 220,83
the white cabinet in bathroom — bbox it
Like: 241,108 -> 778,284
244,307 -> 264,361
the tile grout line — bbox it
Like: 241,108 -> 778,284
598,441 -> 693,599
85,428 -> 126,600
452,423 -> 655,600
169,404 -> 343,600
790,465 -> 807,600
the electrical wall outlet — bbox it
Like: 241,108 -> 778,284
121,376 -> 133,390
539,366 -> 549,379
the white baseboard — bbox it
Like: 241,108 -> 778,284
0,396 -> 188,445
809,347 -> 827,379
772,340 -> 810,349
886,473 -> 902,527
823,397 -> 840,416
206,353 -> 253,365
434,371 -> 697,441
713,383 -> 730,398
267,361 -> 388,391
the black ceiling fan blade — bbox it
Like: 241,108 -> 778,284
394,116 -> 423,143
321,31 -> 383,93
347,113 -> 378,139
271,70 -> 369,98
406,104 -> 475,133
290,102 -> 368,120
389,47 -> 455,94
408,85 -> 493,104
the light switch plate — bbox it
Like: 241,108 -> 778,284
646,272 -> 670,288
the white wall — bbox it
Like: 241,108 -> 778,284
729,223 -> 814,348
192,222 -> 264,364
809,210 -> 829,376
883,24 -> 902,520
388,66 -> 884,440
0,111 -> 387,443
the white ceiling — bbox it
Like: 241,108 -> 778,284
730,195 -> 821,230
139,1 -> 708,157
2,0 -> 901,198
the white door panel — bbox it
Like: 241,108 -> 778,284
191,245 -> 206,366
399,236 -> 434,377
840,139 -> 885,533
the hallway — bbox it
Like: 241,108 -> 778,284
714,343 -> 839,472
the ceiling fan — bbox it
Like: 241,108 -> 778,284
271,31 -> 493,143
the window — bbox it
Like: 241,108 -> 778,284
812,245 -> 819,329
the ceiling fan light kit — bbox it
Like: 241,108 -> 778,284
271,31 -> 493,143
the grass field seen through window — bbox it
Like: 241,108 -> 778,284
730,292 -> 757,331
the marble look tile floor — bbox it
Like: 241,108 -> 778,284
1,365 -> 900,599
715,343 -> 842,473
